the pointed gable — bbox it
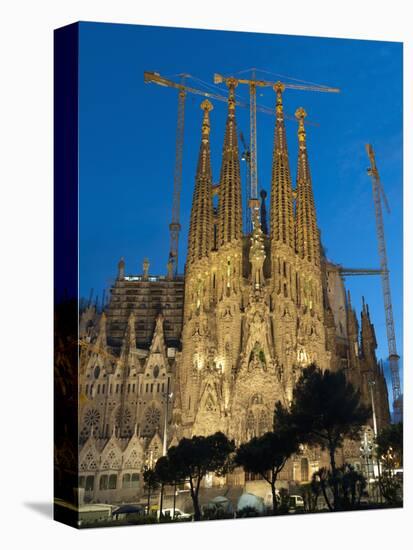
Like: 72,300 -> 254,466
123,432 -> 144,470
79,437 -> 99,472
100,434 -> 123,470
145,431 -> 163,467
149,314 -> 167,356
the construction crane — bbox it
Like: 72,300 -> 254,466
144,71 -> 288,274
144,71 -> 283,276
144,71 -> 323,274
78,339 -> 119,365
144,71 -> 234,277
366,144 -> 402,422
239,131 -> 252,232
214,72 -> 340,221
336,267 -> 383,277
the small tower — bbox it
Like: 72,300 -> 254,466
217,78 -> 242,247
295,107 -> 320,266
360,297 -> 377,364
260,189 -> 268,235
142,258 -> 149,280
249,207 -> 266,291
187,99 -> 214,266
270,83 -> 294,250
346,290 -> 361,371
117,257 -> 125,280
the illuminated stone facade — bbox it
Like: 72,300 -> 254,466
78,86 -> 389,503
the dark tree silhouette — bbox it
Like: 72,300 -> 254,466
167,432 -> 235,521
376,422 -> 403,467
143,467 -> 160,516
54,299 -> 79,507
154,454 -> 187,519
376,422 -> 403,505
154,456 -> 170,518
312,464 -> 367,511
275,364 -> 371,510
235,429 -> 299,513
340,464 -> 367,508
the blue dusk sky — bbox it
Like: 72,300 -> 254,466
78,22 -> 403,394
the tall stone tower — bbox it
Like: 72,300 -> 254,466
175,84 -> 335,444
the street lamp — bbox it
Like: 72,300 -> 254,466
360,428 -> 374,497
367,375 -> 383,495
367,377 -> 378,437
162,376 -> 173,456
158,378 -> 173,520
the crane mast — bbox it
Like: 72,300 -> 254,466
366,144 -> 402,422
239,131 -> 252,233
144,71 -> 259,275
249,81 -> 258,203
169,88 -> 186,277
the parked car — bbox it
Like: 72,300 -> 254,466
289,495 -> 305,510
112,504 -> 145,522
157,508 -> 192,520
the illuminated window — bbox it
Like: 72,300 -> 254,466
99,475 -> 108,490
108,474 -> 117,490
122,473 -> 131,488
85,475 -> 94,491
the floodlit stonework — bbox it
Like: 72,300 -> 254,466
78,85 -> 390,504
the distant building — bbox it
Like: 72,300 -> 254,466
78,88 -> 389,504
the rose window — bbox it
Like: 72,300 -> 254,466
142,406 -> 161,437
116,407 -> 132,427
84,409 -> 100,428
145,406 -> 161,426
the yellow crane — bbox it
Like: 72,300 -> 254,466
366,144 -> 402,422
144,71 -> 321,273
144,70 -> 339,270
144,71 -> 251,277
78,338 -> 119,365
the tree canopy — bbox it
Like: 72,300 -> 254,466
275,364 -> 371,510
236,429 -> 299,513
376,422 -> 403,468
276,364 -> 371,452
142,466 -> 160,515
165,431 -> 235,520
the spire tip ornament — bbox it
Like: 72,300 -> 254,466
200,100 -> 213,139
273,81 -> 285,94
201,99 -> 213,112
296,107 -> 307,144
295,107 -> 307,120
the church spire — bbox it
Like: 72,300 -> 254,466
187,100 -> 214,265
217,79 -> 242,247
295,107 -> 320,265
346,289 -> 359,337
361,297 -> 377,361
270,83 -> 294,249
95,311 -> 107,348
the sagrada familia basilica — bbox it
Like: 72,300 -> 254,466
77,80 -> 390,504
